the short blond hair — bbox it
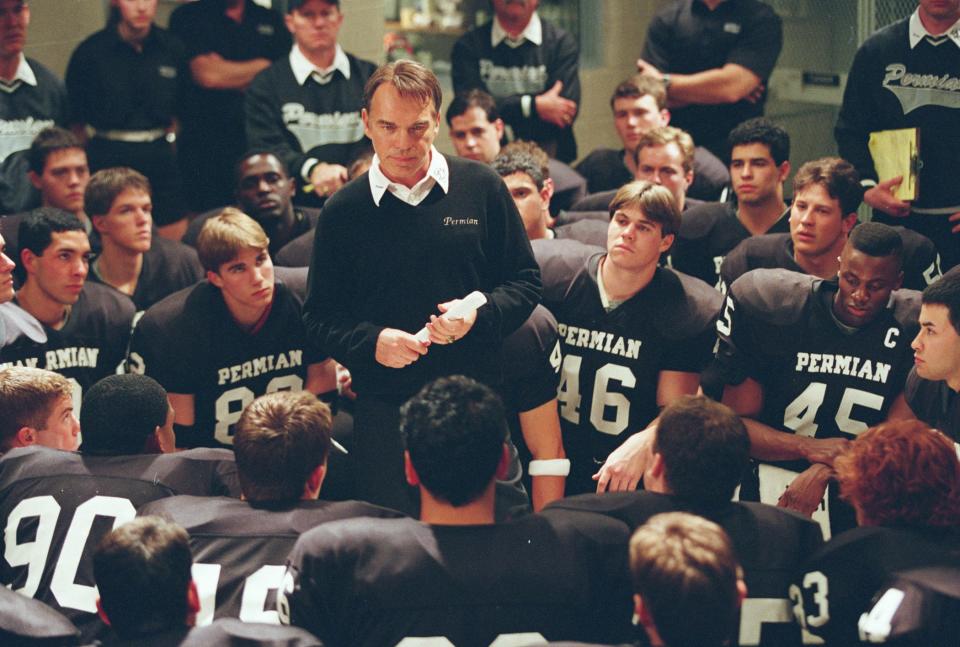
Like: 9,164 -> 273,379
196,207 -> 270,273
0,367 -> 72,450
630,512 -> 741,647
635,126 -> 695,173
608,180 -> 681,238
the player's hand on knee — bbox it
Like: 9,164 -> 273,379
375,328 -> 428,368
778,463 -> 832,517
800,436 -> 850,467
593,428 -> 654,493
864,178 -> 911,218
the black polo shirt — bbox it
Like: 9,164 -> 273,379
641,0 -> 782,154
169,0 -> 290,132
66,24 -> 187,130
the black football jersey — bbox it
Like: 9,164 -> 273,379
714,269 -> 919,536
137,496 -> 403,625
547,492 -> 824,647
0,447 -> 239,639
88,236 -> 203,312
672,202 -> 789,290
537,242 -> 721,494
0,584 -> 79,646
791,526 -> 960,647
858,566 -> 960,646
180,618 -> 323,647
0,283 -> 135,413
127,281 -> 325,448
903,366 -> 960,442
274,229 -> 313,268
279,512 -> 633,647
720,229 -> 940,292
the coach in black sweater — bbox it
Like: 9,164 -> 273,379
303,61 -> 540,512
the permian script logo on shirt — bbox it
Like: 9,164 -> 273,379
442,216 -> 479,226
882,63 -> 960,113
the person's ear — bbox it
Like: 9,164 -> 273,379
736,578 -> 748,608
14,426 -> 36,448
777,160 -> 791,183
494,443 -> 510,480
658,233 -> 675,254
96,598 -> 112,626
185,580 -> 200,627
27,170 -> 43,191
494,118 -> 505,140
404,451 -> 420,487
304,462 -> 327,499
206,270 -> 223,288
541,177 -> 555,207
92,215 -> 108,234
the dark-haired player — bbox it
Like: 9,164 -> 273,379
548,395 -> 823,647
791,421 -> 960,646
538,180 -> 721,495
86,167 -> 203,312
721,157 -> 941,291
139,391 -> 401,625
713,222 -> 920,538
672,117 -> 791,289
0,374 -> 240,640
574,75 -> 728,200
279,376 -> 632,646
905,265 -> 960,440
0,208 -> 134,413
0,127 -> 90,257
445,88 -> 586,214
491,144 -> 606,246
184,150 -> 321,256
128,208 -> 336,449
94,516 -> 323,647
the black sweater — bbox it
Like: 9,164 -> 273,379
303,155 -> 541,401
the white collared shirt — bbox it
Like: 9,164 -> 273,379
491,11 -> 543,48
368,146 -> 450,207
909,9 -> 960,49
289,43 -> 351,86
0,54 -> 37,88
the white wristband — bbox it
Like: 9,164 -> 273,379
528,458 -> 570,477
521,94 -> 532,118
301,157 -> 320,182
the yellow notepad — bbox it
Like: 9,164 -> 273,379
868,127 -> 920,201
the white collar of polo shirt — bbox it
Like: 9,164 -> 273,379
492,11 -> 542,48
368,146 -> 449,207
289,43 -> 351,85
909,8 -> 960,49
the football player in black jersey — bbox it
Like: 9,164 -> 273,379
184,150 -> 321,256
139,390 -> 401,625
715,223 -> 920,537
279,376 -> 632,647
548,395 -> 823,647
720,157 -> 941,291
492,145 -> 606,247
0,374 -> 239,641
1,208 -> 135,413
632,512 -> 747,647
634,127 -> 698,214
86,167 -> 203,312
672,118 -> 791,289
791,421 -> 960,646
128,208 -> 337,449
905,266 -> 960,440
94,516 -> 324,647
539,180 -> 721,495
0,366 -> 79,453
858,566 -> 960,646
